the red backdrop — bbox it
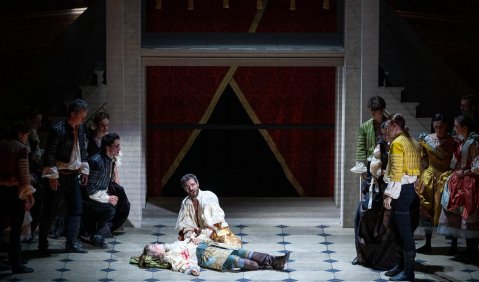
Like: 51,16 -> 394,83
147,66 -> 336,197
145,0 -> 337,196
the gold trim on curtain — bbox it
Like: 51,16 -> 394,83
160,67 -> 238,188
228,78 -> 306,196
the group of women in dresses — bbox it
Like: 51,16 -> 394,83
424,114 -> 479,261
355,110 -> 479,281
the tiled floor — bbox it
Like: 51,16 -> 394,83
1,197 -> 479,281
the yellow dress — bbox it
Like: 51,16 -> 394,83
415,133 -> 456,226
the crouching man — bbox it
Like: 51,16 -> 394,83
83,133 -> 130,247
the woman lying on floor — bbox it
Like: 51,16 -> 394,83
131,230 -> 290,276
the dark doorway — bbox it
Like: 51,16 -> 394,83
161,85 -> 299,197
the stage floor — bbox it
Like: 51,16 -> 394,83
2,197 -> 478,281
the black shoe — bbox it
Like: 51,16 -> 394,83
447,246 -> 458,256
385,264 -> 403,277
351,257 -> 359,265
389,270 -> 414,281
416,244 -> 431,253
12,264 -> 34,274
65,243 -> 88,254
38,247 -> 51,257
90,235 -> 107,248
272,251 -> 291,270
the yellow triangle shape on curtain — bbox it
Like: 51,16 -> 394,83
228,78 -> 306,196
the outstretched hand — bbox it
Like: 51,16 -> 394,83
191,269 -> 200,276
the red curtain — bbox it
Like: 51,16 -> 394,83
147,66 -> 229,196
147,66 -> 336,197
233,67 -> 336,196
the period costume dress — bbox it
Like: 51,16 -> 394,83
438,132 -> 479,239
355,137 -> 396,270
416,133 -> 456,227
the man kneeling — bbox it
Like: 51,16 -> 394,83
83,133 -> 130,247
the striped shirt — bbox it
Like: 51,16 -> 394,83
0,139 -> 35,199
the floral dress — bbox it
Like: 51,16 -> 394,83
437,133 -> 479,238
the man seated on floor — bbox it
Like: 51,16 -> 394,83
82,133 -> 130,247
175,173 -> 240,247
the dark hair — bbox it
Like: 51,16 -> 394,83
455,114 -> 473,129
6,120 -> 31,140
100,132 -> 120,153
390,113 -> 405,129
430,113 -> 448,133
25,107 -> 43,120
93,112 -> 110,127
67,99 -> 89,116
381,120 -> 389,130
461,94 -> 478,105
390,113 -> 410,137
367,96 -> 386,112
180,173 -> 198,187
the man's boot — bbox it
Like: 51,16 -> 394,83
271,251 -> 291,270
385,246 -> 404,277
241,259 -> 259,270
251,252 -> 272,269
390,250 -> 415,281
251,251 -> 290,270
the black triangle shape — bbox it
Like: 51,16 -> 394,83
161,85 -> 299,197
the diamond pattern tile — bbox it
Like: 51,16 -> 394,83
144,278 -> 159,282
151,233 -> 165,237
103,258 -> 118,263
58,258 -> 74,263
276,233 -> 290,237
324,259 -> 338,263
326,268 -> 341,273
320,241 -> 334,246
16,198 -> 479,281
277,241 -> 291,245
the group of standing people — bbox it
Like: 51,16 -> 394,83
0,99 -> 129,274
352,94 -> 479,281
